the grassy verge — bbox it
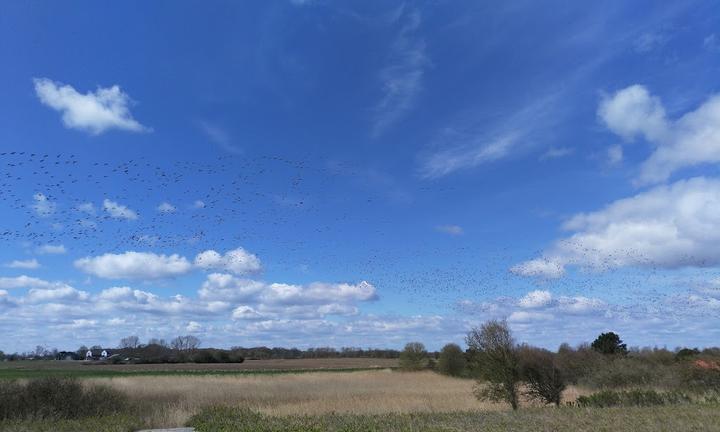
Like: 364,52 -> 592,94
188,404 -> 720,432
0,415 -> 141,432
0,366 -> 396,380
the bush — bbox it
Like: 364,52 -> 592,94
591,332 -> 627,356
0,377 -> 128,420
437,343 -> 467,377
466,320 -> 521,410
399,342 -> 428,371
518,346 -> 566,406
575,389 -> 691,408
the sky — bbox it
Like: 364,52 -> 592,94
1,0 -> 720,353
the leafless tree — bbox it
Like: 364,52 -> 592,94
171,335 -> 200,351
119,335 -> 140,349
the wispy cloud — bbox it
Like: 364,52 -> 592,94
198,121 -> 242,155
418,92 -> 561,179
33,78 -> 150,135
372,7 -> 428,137
436,225 -> 464,236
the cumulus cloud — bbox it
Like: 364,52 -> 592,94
4,259 -> 40,270
199,273 -> 265,302
518,290 -> 553,308
513,177 -> 720,277
32,193 -> 56,217
0,275 -> 56,290
192,200 -> 206,209
103,199 -> 138,220
194,247 -> 262,275
33,78 -> 149,135
35,244 -> 66,255
26,286 -> 89,303
75,251 -> 193,280
599,85 -> 720,184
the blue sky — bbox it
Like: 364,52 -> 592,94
2,0 -> 720,352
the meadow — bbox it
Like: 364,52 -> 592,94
2,364 -> 718,431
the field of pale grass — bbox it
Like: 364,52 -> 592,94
92,370 -> 509,428
93,370 -> 594,428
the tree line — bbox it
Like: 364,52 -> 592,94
399,320 -> 720,409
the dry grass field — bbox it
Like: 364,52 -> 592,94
92,370 -> 489,427
88,370 -> 590,428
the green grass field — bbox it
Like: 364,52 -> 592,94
189,405 -> 720,432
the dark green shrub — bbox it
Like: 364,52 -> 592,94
437,343 -> 467,377
676,348 -> 701,361
399,342 -> 428,371
591,332 -> 627,356
0,377 -> 128,420
466,320 -> 521,410
575,389 -> 691,408
518,346 -> 566,406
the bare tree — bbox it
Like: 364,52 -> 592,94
171,335 -> 200,351
466,319 -> 521,410
147,338 -> 168,347
33,345 -> 49,359
119,335 -> 140,349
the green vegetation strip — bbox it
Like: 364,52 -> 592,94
188,405 -> 720,432
0,366 -> 397,380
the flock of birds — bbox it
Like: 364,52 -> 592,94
0,150 -> 704,312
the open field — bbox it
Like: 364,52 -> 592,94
0,369 -> 718,431
188,405 -> 720,432
0,358 -> 398,379
93,370 -> 499,427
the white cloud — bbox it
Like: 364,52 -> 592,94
262,280 -> 378,305
598,85 -> 668,142
103,199 -> 138,220
232,305 -> 264,320
508,310 -> 553,323
510,258 -> 565,279
436,225 -> 464,236
76,202 -> 96,215
0,275 -> 55,290
186,321 -> 202,332
26,286 -> 89,303
192,200 -> 206,209
36,244 -> 66,255
4,259 -> 40,270
419,92 -> 560,179
513,177 -> 720,276
599,85 -> 720,184
157,202 -> 176,213
518,290 -> 552,308
198,121 -> 242,155
557,296 -> 605,314
75,251 -> 193,280
634,31 -> 669,54
194,247 -> 262,275
32,193 -> 56,217
372,7 -> 427,137
540,147 -> 574,161
199,273 -> 265,302
33,78 -> 149,135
